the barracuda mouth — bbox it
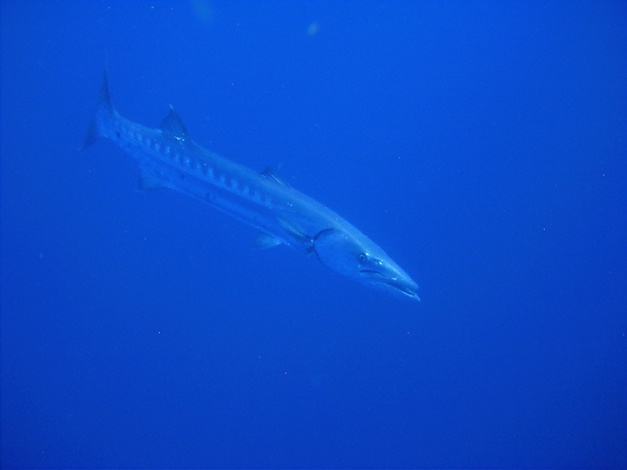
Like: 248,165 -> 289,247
386,280 -> 420,300
359,270 -> 420,301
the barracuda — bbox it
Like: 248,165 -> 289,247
84,74 -> 419,300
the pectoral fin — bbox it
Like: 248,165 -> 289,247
253,232 -> 283,250
277,218 -> 311,244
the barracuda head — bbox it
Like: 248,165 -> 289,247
313,228 -> 420,301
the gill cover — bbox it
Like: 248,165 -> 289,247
313,228 -> 420,300
313,229 -> 370,277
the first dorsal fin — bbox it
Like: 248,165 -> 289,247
260,167 -> 291,188
160,106 -> 189,141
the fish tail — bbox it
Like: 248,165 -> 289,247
84,71 -> 115,149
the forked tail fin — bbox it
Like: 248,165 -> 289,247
84,72 -> 115,149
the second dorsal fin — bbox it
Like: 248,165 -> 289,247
160,106 -> 189,141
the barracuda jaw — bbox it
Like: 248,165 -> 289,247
359,269 -> 420,301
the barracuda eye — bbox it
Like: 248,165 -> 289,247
358,253 -> 385,275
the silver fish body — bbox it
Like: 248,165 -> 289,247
85,74 -> 419,300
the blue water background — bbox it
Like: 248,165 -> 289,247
2,1 -> 626,468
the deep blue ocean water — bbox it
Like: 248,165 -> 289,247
2,1 -> 626,468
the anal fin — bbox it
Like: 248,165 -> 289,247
138,169 -> 164,190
